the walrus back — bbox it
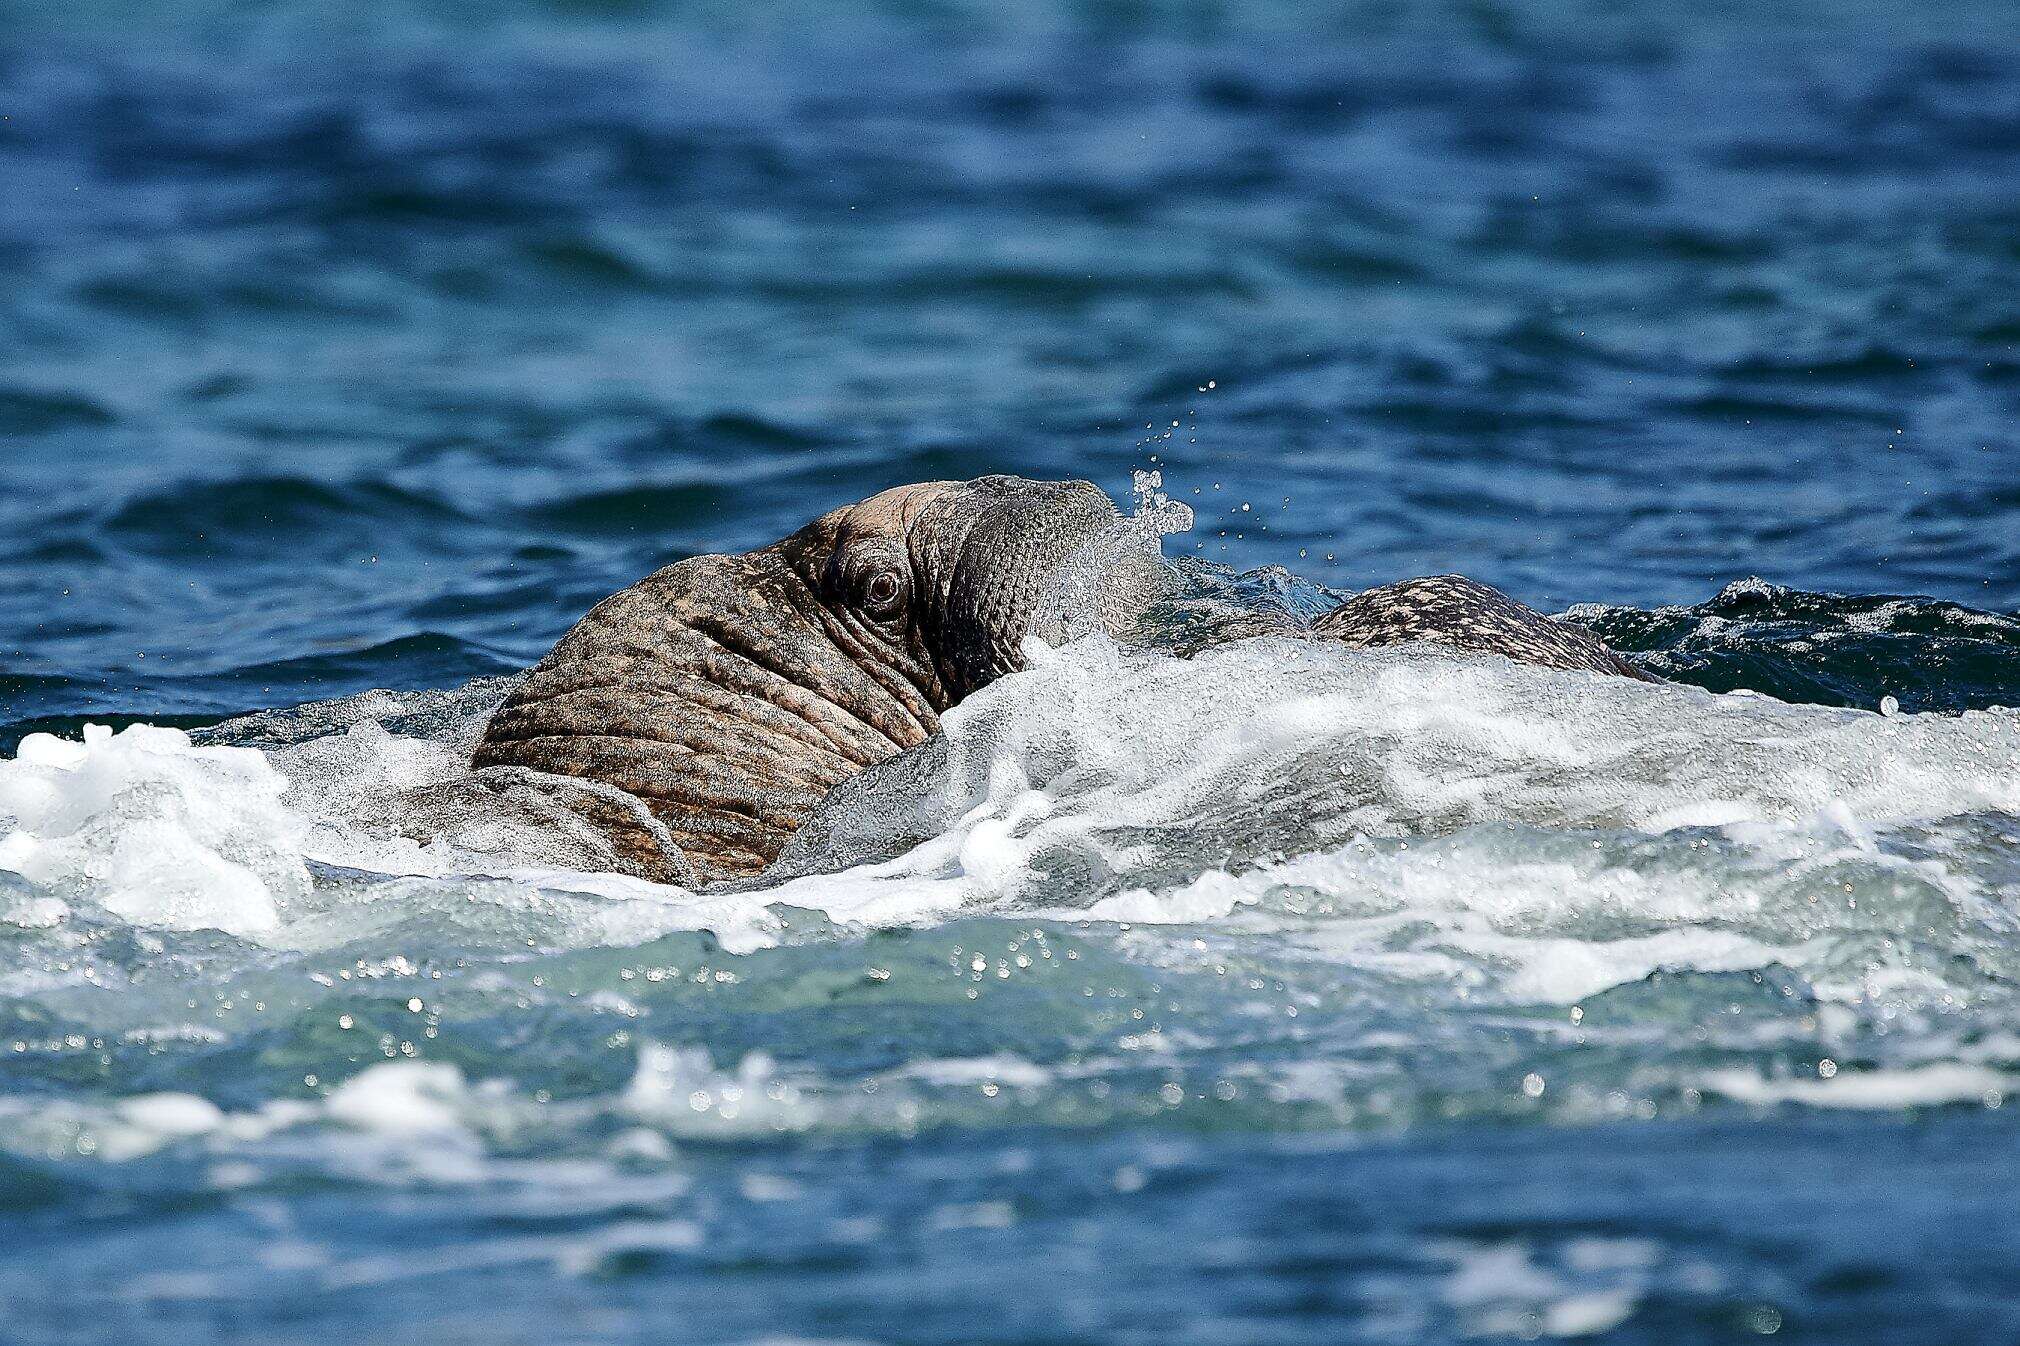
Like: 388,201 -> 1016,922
1313,574 -> 1657,681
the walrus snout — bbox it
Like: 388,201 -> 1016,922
909,476 -> 1124,698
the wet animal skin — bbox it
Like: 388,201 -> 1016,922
473,476 -> 1650,883
1313,573 -> 1656,680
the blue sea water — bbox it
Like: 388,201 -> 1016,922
5,2 -> 2020,1342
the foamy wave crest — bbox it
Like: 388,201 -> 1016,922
4,636 -> 2019,1011
0,724 -> 308,936
784,634 -> 2020,871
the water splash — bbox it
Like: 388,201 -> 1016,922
1026,470 -> 1196,649
1129,467 -> 1195,538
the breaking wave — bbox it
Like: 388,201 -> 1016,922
6,628 -> 2020,1162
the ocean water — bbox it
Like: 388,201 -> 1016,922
5,1 -> 2020,1342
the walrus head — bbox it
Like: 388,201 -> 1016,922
473,475 -> 1131,883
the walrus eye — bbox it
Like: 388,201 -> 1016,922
860,567 -> 906,619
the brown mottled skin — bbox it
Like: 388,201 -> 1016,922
1313,574 -> 1657,681
474,476 -> 1651,884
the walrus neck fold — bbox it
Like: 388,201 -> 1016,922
471,548 -> 937,882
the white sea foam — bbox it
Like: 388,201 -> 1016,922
0,723 -> 307,935
4,636 -> 2019,1023
903,1054 -> 1054,1089
757,636 -> 2020,1003
1700,1063 -> 2012,1110
1434,1238 -> 1646,1339
0,1041 -> 912,1171
324,1060 -> 473,1136
788,634 -> 2020,873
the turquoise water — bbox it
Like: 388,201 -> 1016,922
5,2 -> 2020,1342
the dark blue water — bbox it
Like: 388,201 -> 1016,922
5,2 -> 2020,1342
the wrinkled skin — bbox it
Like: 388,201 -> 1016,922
474,475 -> 1650,884
473,476 -> 1125,882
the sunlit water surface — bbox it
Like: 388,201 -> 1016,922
5,2 -> 2020,1342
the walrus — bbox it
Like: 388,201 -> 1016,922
472,475 -> 1650,885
